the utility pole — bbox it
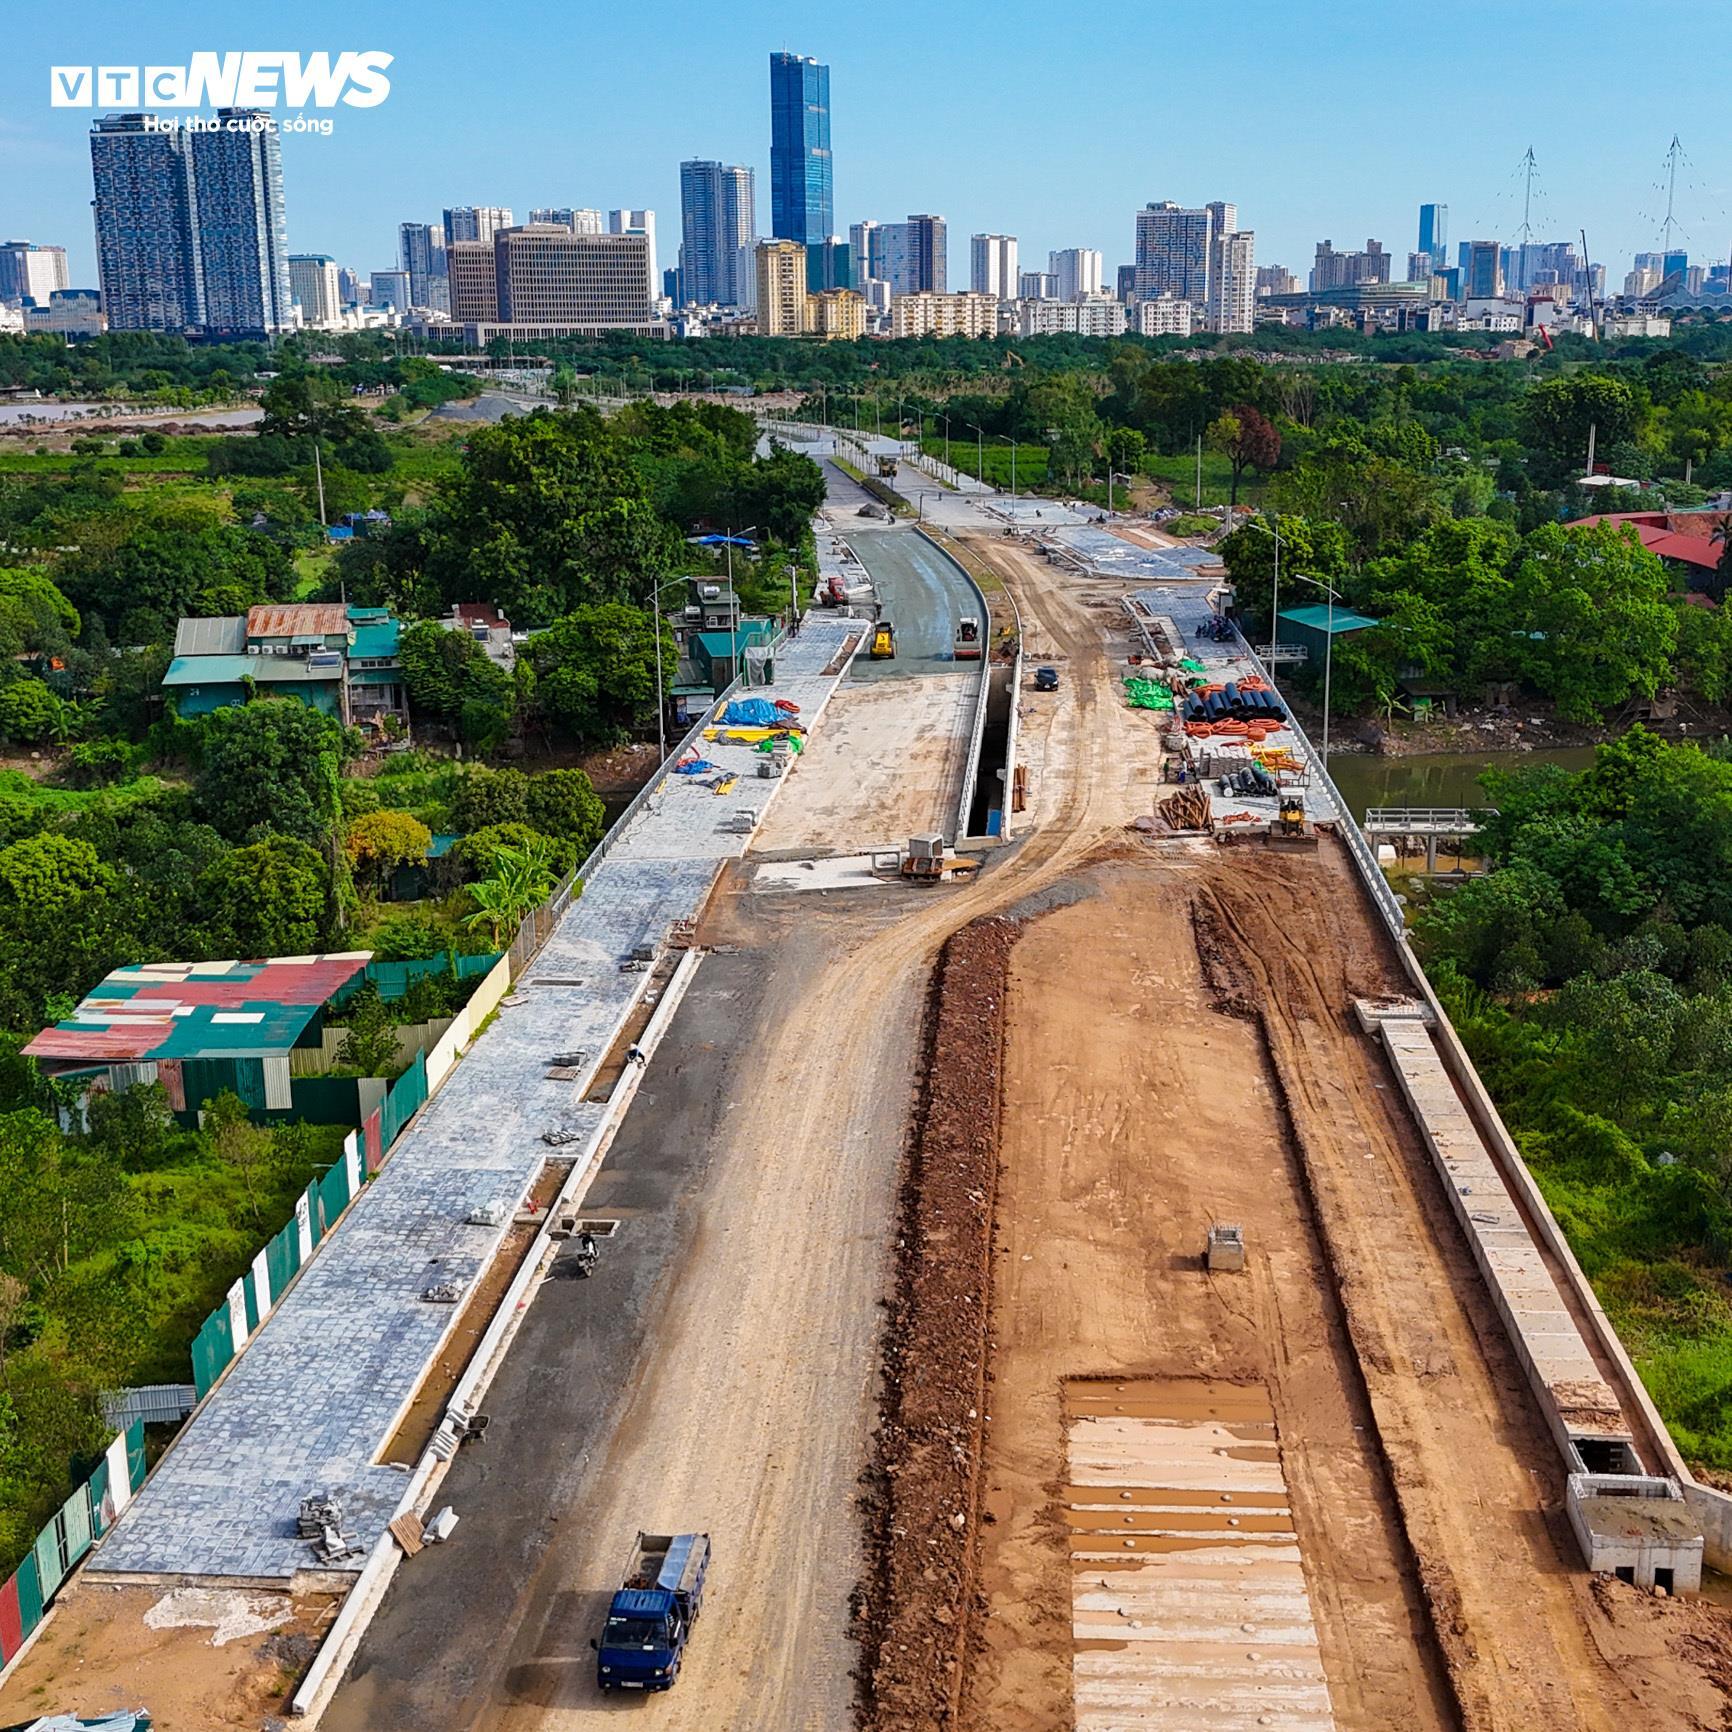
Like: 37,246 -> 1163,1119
312,437 -> 327,526
1195,434 -> 1202,509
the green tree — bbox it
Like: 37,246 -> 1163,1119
344,810 -> 431,893
1509,523 -> 1676,723
528,603 -> 671,744
1217,514 -> 1349,636
461,839 -> 558,944
1522,374 -> 1641,482
334,983 -> 400,1077
1205,404 -> 1280,505
451,765 -> 531,833
397,619 -> 513,723
258,370 -> 368,443
524,768 -> 605,856
194,837 -> 329,956
0,681 -> 64,745
0,834 -> 109,914
196,700 -> 346,844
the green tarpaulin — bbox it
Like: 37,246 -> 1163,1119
1125,678 -> 1176,712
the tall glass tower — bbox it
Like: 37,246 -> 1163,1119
769,52 -> 832,255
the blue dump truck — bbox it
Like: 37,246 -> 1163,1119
592,1531 -> 711,1691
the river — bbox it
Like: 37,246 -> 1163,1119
1327,746 -> 1598,822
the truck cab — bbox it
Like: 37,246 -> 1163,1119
594,1531 -> 709,1692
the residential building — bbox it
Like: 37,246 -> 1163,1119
24,290 -> 105,335
193,113 -> 293,335
1116,263 -> 1137,302
370,269 -> 411,312
971,233 -> 1019,299
850,220 -> 885,284
769,53 -> 833,254
0,241 -> 70,307
1019,270 -> 1059,301
1465,239 -> 1502,300
609,209 -> 658,299
754,240 -> 808,336
890,290 -> 996,339
805,237 -> 851,293
1418,202 -> 1448,269
443,206 -> 513,245
337,266 -> 361,306
1407,251 -> 1433,283
23,955 -> 373,1125
289,254 -> 341,326
883,215 -> 947,296
1208,227 -> 1256,332
440,602 -> 515,672
1137,294 -> 1193,336
1255,265 -> 1298,297
530,208 -> 604,233
1603,311 -> 1671,339
88,113 -> 203,332
398,222 -> 448,311
162,603 -> 406,727
1310,239 -> 1389,291
679,161 -> 754,307
1049,247 -> 1103,302
1017,298 -> 1125,337
809,287 -> 866,339
1134,202 -> 1212,302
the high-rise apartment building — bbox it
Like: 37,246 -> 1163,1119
370,269 -> 411,312
530,209 -> 604,234
1418,203 -> 1448,269
1020,270 -> 1059,301
754,240 -> 808,336
808,239 -> 852,293
91,110 -> 290,336
1207,229 -> 1256,333
769,53 -> 832,256
194,114 -> 292,335
890,291 -> 996,339
1465,240 -> 1503,300
1134,203 -> 1212,302
971,234 -> 1019,300
336,266 -> 360,306
443,206 -> 513,246
398,222 -> 448,312
883,215 -> 946,296
1018,300 -> 1124,338
1255,265 -> 1298,296
809,288 -> 866,340
1309,239 -> 1390,291
849,220 -> 885,284
0,242 -> 70,307
289,254 -> 341,326
1049,247 -> 1103,302
89,114 -> 203,332
1137,294 -> 1194,336
1407,251 -> 1433,284
679,161 -> 754,306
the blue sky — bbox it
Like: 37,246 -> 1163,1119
4,0 -> 1728,291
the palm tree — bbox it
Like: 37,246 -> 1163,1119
461,841 -> 558,945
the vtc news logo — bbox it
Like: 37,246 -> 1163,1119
51,52 -> 393,109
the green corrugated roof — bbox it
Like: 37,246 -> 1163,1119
694,623 -> 775,656
349,620 -> 401,658
1277,605 -> 1378,634
163,655 -> 339,686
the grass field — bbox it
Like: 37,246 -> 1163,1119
1140,451 -> 1268,508
0,766 -> 178,812
0,434 -> 216,476
918,437 -> 1051,489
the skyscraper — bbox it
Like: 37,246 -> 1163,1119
194,113 -> 292,336
289,254 -> 340,326
398,222 -> 448,312
883,215 -> 946,296
1049,248 -> 1103,302
971,234 -> 1018,300
0,242 -> 70,308
1207,229 -> 1256,333
1418,203 -> 1448,269
754,240 -> 808,336
1134,203 -> 1212,302
679,161 -> 755,307
769,53 -> 832,254
1465,240 -> 1502,300
609,210 -> 659,301
89,113 -> 203,332
443,206 -> 514,246
850,221 -> 885,285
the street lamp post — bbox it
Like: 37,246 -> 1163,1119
940,413 -> 951,471
967,422 -> 986,487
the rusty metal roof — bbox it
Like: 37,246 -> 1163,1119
246,603 -> 350,640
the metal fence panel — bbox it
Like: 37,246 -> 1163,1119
13,1551 -> 41,1632
190,1307 -> 234,1400
86,1457 -> 111,1535
264,1222 -> 297,1302
0,1572 -> 21,1663
61,1486 -> 92,1568
125,1418 -> 146,1492
32,1521 -> 64,1601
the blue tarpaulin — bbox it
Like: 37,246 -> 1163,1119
719,698 -> 788,727
673,759 -> 716,775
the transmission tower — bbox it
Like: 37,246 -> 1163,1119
1660,134 -> 1685,254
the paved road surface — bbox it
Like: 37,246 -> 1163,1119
847,529 -> 980,681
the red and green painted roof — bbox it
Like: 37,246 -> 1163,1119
23,954 -> 371,1066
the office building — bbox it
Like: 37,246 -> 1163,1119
679,161 -> 755,307
193,113 -> 292,335
1418,203 -> 1448,269
1137,294 -> 1193,337
1049,247 -> 1103,302
530,208 -> 604,234
398,222 -> 448,312
1662,248 -> 1688,282
370,269 -> 411,312
809,288 -> 866,339
1310,239 -> 1390,291
890,291 -> 996,339
769,53 -> 832,254
289,254 -> 341,326
443,206 -> 513,246
807,238 -> 851,293
971,234 -> 1019,300
336,266 -> 360,306
883,215 -> 946,295
1207,228 -> 1256,333
609,209 -> 658,301
754,240 -> 808,336
89,114 -> 203,332
1020,270 -> 1059,301
1115,263 -> 1137,302
1018,299 -> 1125,338
1465,239 -> 1502,300
1255,265 -> 1298,296
447,226 -> 661,338
0,241 -> 70,307
1134,202 -> 1212,302
25,290 -> 105,336
850,220 -> 885,283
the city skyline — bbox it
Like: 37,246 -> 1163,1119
4,0 -> 1729,298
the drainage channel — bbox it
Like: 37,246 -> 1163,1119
583,948 -> 686,1103
966,662 -> 1014,838
378,1158 -> 571,1466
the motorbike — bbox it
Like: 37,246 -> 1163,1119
572,1232 -> 600,1279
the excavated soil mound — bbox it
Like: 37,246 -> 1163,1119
860,913 -> 1019,1730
